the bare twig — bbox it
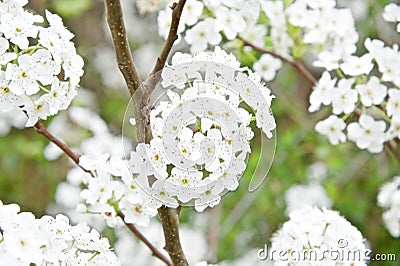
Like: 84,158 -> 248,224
34,121 -> 94,177
150,0 -> 186,76
118,212 -> 173,266
238,36 -> 317,84
105,0 -> 142,96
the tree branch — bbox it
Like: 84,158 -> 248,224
158,206 -> 188,266
238,36 -> 317,84
118,212 -> 173,266
34,121 -> 94,177
105,0 -> 188,264
150,0 -> 186,76
105,0 -> 142,96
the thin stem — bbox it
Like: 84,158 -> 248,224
117,212 -> 173,266
150,0 -> 187,76
105,0 -> 142,96
238,36 -> 317,84
34,121 -> 94,177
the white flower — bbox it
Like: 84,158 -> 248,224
214,6 -> 246,40
383,3 -> 400,32
308,71 -> 336,112
253,54 -> 282,82
355,76 -> 387,107
194,185 -> 221,212
331,78 -> 358,114
5,54 -> 39,95
377,175 -> 400,237
181,0 -> 204,26
31,49 -> 60,85
80,171 -> 116,205
271,206 -> 367,264
315,115 -> 347,145
0,9 -> 43,49
387,88 -> 400,119
184,19 -> 222,54
284,183 -> 333,215
347,114 -> 387,153
340,54 -> 374,76
306,162 -> 327,182
23,99 -> 50,127
365,38 -> 400,86
313,50 -> 341,71
119,198 -> 157,227
0,201 -> 121,265
165,167 -> 205,203
0,37 -> 17,65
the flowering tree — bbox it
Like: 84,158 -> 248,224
0,0 -> 399,265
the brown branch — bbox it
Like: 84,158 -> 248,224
118,212 -> 173,266
147,2 -> 189,265
105,0 -> 188,264
158,206 -> 188,266
105,0 -> 142,96
150,0 -> 187,76
238,36 -> 317,85
34,121 -> 94,177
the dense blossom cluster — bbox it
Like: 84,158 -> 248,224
0,201 -> 120,265
271,206 -> 367,265
0,0 -> 83,127
125,47 -> 275,212
305,2 -> 400,153
377,175 -> 400,237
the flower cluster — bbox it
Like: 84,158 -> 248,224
156,0 -> 360,83
377,175 -> 400,238
312,35 -> 400,153
124,47 -> 275,212
157,0 -> 261,53
0,0 -> 83,127
271,206 -> 367,265
0,201 -> 120,265
78,153 -> 158,227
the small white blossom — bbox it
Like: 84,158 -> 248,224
347,114 -> 387,153
355,76 -> 387,107
315,115 -> 347,145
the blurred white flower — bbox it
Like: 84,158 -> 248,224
284,183 -> 333,215
315,115 -> 347,145
377,175 -> 400,237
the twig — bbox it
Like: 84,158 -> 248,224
118,212 -> 173,266
238,36 -> 317,84
34,121 -> 94,177
150,0 -> 186,76
105,0 -> 142,96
